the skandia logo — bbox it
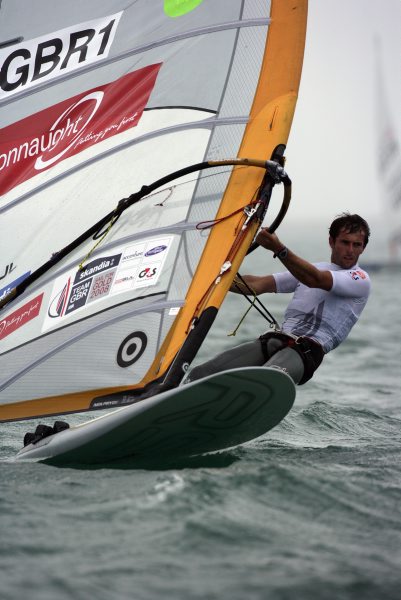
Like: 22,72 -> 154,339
75,255 -> 121,283
0,13 -> 122,99
145,245 -> 167,257
0,63 -> 162,195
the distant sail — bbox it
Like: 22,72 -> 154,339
0,0 -> 307,422
375,39 -> 401,259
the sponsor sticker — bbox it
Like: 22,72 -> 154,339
0,293 -> 43,340
0,13 -> 122,99
111,266 -> 139,293
65,279 -> 92,315
74,254 -> 121,284
87,269 -> 116,302
0,271 -> 30,301
47,278 -> 71,318
350,270 -> 367,281
42,252 -> 121,330
42,238 -> 173,332
0,63 -> 161,195
121,243 -> 146,264
136,264 -> 160,286
145,245 -> 167,257
112,237 -> 173,293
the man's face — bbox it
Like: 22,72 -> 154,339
329,228 -> 366,268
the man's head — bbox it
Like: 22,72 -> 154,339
329,213 -> 370,247
329,213 -> 370,268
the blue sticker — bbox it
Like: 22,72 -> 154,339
145,245 -> 167,257
0,271 -> 30,300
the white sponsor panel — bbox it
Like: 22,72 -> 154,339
42,237 -> 173,331
0,12 -> 122,99
111,265 -> 139,294
121,242 -> 146,264
134,262 -> 161,288
112,236 -> 173,294
87,269 -> 117,302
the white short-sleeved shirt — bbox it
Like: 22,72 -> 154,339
273,262 -> 371,353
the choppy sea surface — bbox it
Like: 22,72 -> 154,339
1,235 -> 400,600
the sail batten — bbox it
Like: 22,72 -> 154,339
0,0 -> 307,422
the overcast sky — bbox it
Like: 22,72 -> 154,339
277,0 -> 401,258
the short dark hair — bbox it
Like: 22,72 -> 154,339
329,213 -> 370,247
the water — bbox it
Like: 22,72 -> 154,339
1,246 -> 400,599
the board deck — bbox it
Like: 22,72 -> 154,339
16,367 -> 296,465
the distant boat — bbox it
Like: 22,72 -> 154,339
375,38 -> 401,262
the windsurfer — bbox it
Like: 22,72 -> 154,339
187,213 -> 371,385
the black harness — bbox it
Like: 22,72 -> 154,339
259,331 -> 325,385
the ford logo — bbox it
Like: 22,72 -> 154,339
145,245 -> 167,256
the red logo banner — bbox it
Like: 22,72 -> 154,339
0,293 -> 43,340
0,63 -> 161,196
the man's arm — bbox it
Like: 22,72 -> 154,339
256,228 -> 333,291
230,274 -> 277,295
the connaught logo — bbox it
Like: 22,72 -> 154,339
0,63 -> 162,196
35,91 -> 104,170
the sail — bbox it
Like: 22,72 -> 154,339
0,0 -> 307,422
375,39 -> 401,259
